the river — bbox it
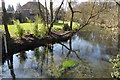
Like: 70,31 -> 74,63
1,26 -> 120,78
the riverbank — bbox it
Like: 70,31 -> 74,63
2,31 -> 73,56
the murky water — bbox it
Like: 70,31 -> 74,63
2,27 -> 120,78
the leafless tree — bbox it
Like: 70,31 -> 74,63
49,0 -> 54,33
114,0 -> 120,52
48,0 -> 64,33
2,0 -> 11,40
38,0 -> 45,23
45,0 -> 49,27
71,1 -> 108,32
68,0 -> 81,30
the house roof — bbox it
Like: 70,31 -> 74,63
17,2 -> 45,11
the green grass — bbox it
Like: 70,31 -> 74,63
1,23 -> 36,36
0,21 -> 79,37
0,23 -> 47,37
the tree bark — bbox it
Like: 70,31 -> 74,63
38,0 -> 45,23
68,2 -> 74,30
118,1 -> 120,52
49,0 -> 54,33
45,0 -> 48,27
68,1 -> 81,30
2,1 -> 11,40
49,0 -> 64,33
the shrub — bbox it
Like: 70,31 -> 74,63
26,17 -> 31,23
110,55 -> 120,79
63,24 -> 70,31
14,20 -> 25,38
33,23 -> 39,37
39,24 -> 47,37
33,15 -> 47,37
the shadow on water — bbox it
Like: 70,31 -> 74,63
2,28 -> 120,78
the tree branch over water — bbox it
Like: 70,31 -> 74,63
76,1 -> 107,32
58,42 -> 82,60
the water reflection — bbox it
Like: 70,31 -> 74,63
66,38 -> 72,58
18,51 -> 27,66
5,55 -> 16,79
2,29 -> 119,78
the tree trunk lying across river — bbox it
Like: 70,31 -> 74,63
2,31 -> 73,56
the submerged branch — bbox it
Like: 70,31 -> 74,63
58,42 -> 82,60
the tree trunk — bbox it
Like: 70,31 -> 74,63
118,1 -> 120,28
2,1 -> 11,40
70,12 -> 74,30
38,0 -> 45,23
118,1 -> 120,52
49,1 -> 54,33
48,0 -> 64,33
45,0 -> 48,27
68,2 -> 74,30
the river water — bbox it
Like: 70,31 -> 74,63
2,27 -> 120,78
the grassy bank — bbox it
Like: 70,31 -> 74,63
0,21 -> 79,37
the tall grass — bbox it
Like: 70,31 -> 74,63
14,20 -> 25,38
33,15 -> 47,37
0,21 -> 74,37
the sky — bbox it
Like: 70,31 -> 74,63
0,0 -> 88,9
0,0 -> 120,8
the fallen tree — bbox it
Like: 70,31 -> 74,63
2,31 -> 73,56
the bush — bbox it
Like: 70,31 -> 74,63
26,17 -> 31,23
33,23 -> 39,37
39,24 -> 47,37
33,15 -> 47,37
110,55 -> 120,79
63,24 -> 70,31
14,20 -> 25,38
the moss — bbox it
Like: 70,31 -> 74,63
58,60 -> 77,72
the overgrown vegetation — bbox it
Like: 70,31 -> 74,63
26,17 -> 32,23
14,20 -> 25,38
110,55 -> 120,79
63,24 -> 70,31
46,60 -> 78,78
33,15 -> 47,37
0,21 -> 74,37
58,60 -> 77,72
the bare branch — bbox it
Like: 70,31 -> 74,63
68,1 -> 82,30
49,0 -> 64,33
53,0 -> 64,23
45,0 -> 48,27
74,11 -> 82,13
76,1 -> 107,32
114,0 -> 120,6
38,0 -> 45,22
59,42 -> 82,60
68,1 -> 74,30
2,1 -> 11,39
